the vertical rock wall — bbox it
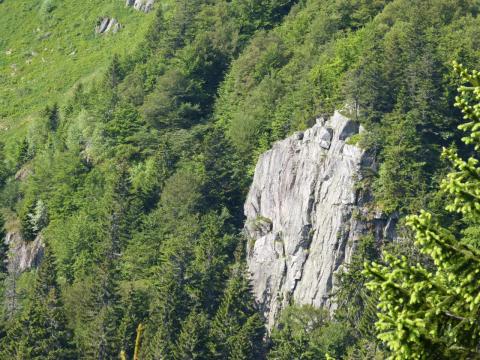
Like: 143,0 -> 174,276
245,111 -> 389,328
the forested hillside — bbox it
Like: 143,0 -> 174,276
0,0 -> 480,359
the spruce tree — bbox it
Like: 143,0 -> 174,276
186,211 -> 234,314
76,259 -> 122,359
118,287 -> 148,359
209,263 -> 265,359
105,54 -> 124,89
141,245 -> 191,359
74,164 -> 135,358
201,129 -> 243,220
16,137 -> 31,168
0,213 -> 8,351
268,306 -> 331,360
143,6 -> 166,54
0,213 -> 8,274
42,103 -> 60,132
364,64 -> 480,359
173,310 -> 210,360
0,141 -> 8,186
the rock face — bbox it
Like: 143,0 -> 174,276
95,17 -> 121,34
6,232 -> 44,275
126,0 -> 155,13
3,232 -> 44,316
245,111 -> 389,328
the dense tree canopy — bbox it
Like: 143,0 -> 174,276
0,0 -> 479,358
364,64 -> 480,359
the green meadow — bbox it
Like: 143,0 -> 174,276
0,0 -> 151,131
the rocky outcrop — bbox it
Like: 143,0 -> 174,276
245,111 -> 394,328
2,232 -> 44,317
6,232 -> 44,275
126,0 -> 155,13
95,17 -> 122,34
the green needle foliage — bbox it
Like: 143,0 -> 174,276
208,263 -> 265,359
364,64 -> 480,359
0,244 -> 77,359
1,0 -> 480,358
0,214 -> 8,275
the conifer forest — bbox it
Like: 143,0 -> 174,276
1,0 -> 480,359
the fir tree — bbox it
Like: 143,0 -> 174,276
105,54 -> 124,89
0,141 -> 8,186
16,137 -> 31,168
118,287 -> 148,359
0,213 -> 8,274
42,103 -> 60,132
209,263 -> 265,359
173,310 -> 210,360
141,244 -> 191,359
364,64 -> 480,359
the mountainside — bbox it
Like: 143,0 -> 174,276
1,0 -> 480,359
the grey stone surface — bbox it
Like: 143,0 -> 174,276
6,232 -> 44,275
245,111 -> 386,328
95,17 -> 121,34
96,17 -> 110,34
129,0 -> 155,12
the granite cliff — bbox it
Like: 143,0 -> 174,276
245,111 -> 395,328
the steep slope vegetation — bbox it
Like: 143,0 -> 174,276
0,1 -> 298,358
217,0 -> 480,212
0,0 -> 479,359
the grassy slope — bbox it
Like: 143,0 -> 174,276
0,0 -> 152,133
